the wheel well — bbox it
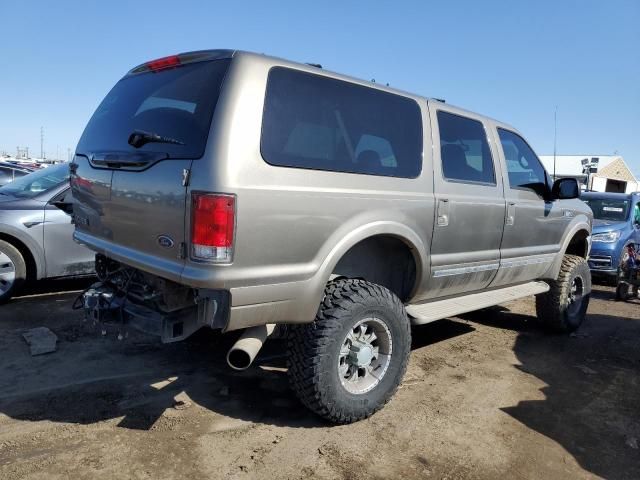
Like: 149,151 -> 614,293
565,229 -> 590,258
331,235 -> 418,302
0,233 -> 37,281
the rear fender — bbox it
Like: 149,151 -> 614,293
0,225 -> 45,279
295,221 -> 429,321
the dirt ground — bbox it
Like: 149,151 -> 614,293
0,279 -> 638,480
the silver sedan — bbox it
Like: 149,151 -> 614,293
0,164 -> 95,303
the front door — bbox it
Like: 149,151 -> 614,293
490,127 -> 568,287
426,105 -> 506,298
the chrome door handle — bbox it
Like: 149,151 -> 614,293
506,202 -> 516,226
437,199 -> 450,227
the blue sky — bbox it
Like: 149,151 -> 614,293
1,0 -> 638,172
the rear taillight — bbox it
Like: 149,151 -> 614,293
191,193 -> 236,263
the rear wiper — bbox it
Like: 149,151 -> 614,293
127,130 -> 185,149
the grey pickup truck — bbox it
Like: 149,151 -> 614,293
70,50 -> 592,423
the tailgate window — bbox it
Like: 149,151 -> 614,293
77,59 -> 230,159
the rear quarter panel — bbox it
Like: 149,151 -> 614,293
183,54 -> 435,322
0,202 -> 46,279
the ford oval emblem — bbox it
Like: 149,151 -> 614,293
157,235 -> 174,248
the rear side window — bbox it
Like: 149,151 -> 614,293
498,128 -> 547,192
437,111 -> 495,185
261,67 -> 422,178
0,168 -> 12,184
77,59 -> 230,159
0,167 -> 27,183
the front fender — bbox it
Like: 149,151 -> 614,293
545,215 -> 591,279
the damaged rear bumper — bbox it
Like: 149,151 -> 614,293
82,283 -> 230,343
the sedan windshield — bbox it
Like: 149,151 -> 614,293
0,163 -> 69,198
583,198 -> 630,222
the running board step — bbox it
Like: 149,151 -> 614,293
406,281 -> 550,325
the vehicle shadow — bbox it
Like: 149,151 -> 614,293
0,294 -> 473,432
411,318 -> 475,349
7,286 -> 636,479
464,306 -> 640,480
16,276 -> 95,297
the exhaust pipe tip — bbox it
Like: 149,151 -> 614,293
226,348 -> 253,371
226,324 -> 276,371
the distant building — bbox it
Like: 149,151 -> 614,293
539,155 -> 638,194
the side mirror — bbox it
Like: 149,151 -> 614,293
551,178 -> 579,200
52,200 -> 74,215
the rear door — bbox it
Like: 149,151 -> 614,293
71,55 -> 230,281
427,104 -> 506,298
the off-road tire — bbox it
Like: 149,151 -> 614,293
287,278 -> 411,423
0,239 -> 27,304
535,255 -> 590,332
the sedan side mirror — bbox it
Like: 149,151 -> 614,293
52,200 -> 74,215
551,178 -> 579,200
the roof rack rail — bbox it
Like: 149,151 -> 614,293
306,63 -> 323,68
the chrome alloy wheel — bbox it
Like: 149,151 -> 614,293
338,318 -> 392,394
0,251 -> 16,295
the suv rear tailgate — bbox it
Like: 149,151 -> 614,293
71,54 -> 231,281
72,155 -> 192,281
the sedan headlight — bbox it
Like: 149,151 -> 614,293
592,231 -> 622,243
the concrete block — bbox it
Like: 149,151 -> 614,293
22,327 -> 58,356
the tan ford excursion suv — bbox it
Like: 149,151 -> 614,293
71,49 -> 592,423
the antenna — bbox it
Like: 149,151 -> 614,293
553,106 -> 557,181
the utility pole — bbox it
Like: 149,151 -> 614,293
67,147 -> 71,162
40,126 -> 44,159
553,106 -> 557,181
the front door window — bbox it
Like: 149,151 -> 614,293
498,128 -> 548,198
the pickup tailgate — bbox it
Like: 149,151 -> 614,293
71,55 -> 231,281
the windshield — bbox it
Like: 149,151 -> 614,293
583,197 -> 630,222
76,59 -> 230,159
0,164 -> 69,198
